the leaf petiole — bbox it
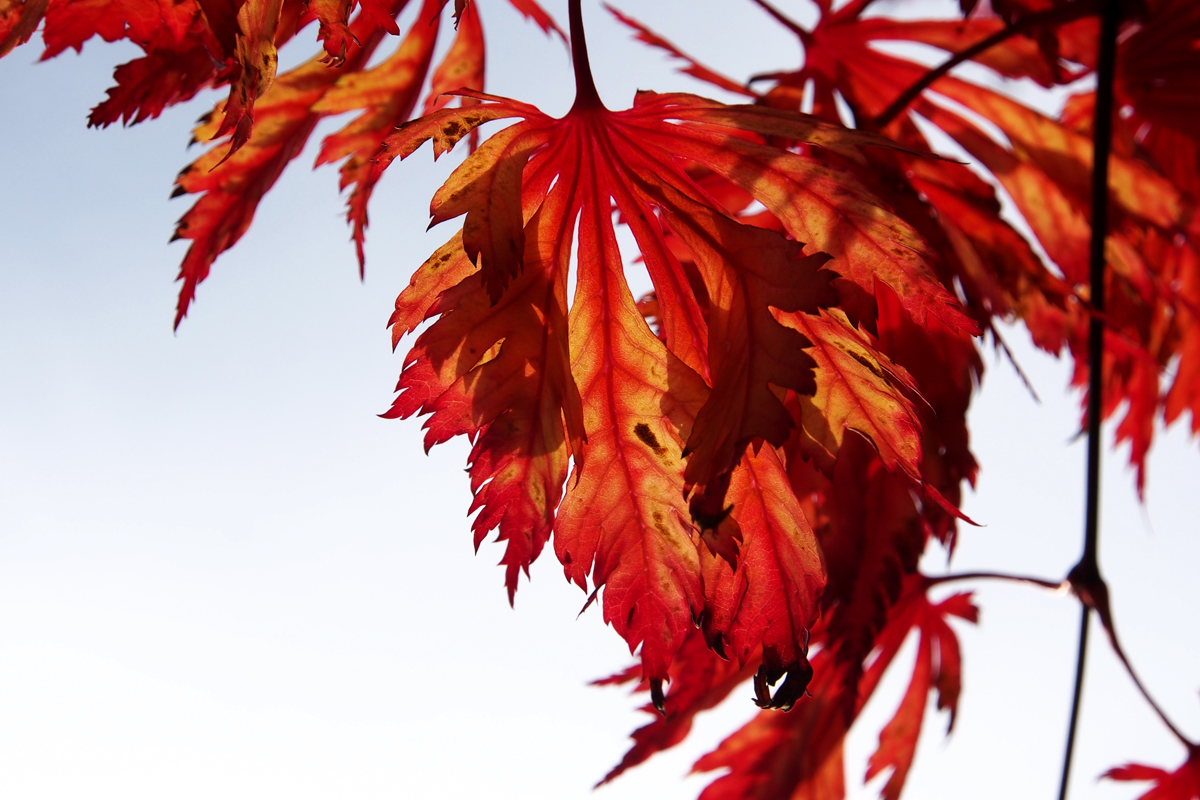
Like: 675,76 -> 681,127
568,0 -> 604,111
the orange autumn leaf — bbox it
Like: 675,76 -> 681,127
171,3 -> 400,326
692,649 -> 850,800
195,0 -> 242,57
595,629 -> 758,785
383,208 -> 584,604
211,0 -> 285,157
776,307 -> 921,478
168,0 -> 559,323
0,0 -> 48,57
422,0 -> 482,113
314,0 -> 443,271
928,76 -> 1191,235
1116,0 -> 1200,137
38,0 -> 195,60
372,0 -> 951,678
629,0 -> 1199,499
604,4 -> 754,99
689,579 -> 975,800
645,127 -> 976,339
697,445 -> 825,709
378,86 -> 876,500
554,178 -> 709,683
306,0 -> 358,64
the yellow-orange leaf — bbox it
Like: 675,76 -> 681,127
423,0 -> 483,113
172,7 -> 394,325
385,175 -> 584,602
931,77 -> 1191,234
777,308 -> 922,478
314,0 -> 442,269
0,0 -> 48,57
212,0 -> 285,157
554,166 -> 710,681
698,446 -> 824,709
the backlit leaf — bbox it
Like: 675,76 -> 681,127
1105,748 -> 1200,800
313,0 -> 442,270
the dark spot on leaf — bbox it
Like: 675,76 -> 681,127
634,423 -> 665,453
849,350 -> 882,377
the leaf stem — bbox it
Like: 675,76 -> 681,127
1098,605 -> 1193,746
873,0 -> 1102,128
990,324 -> 1042,404
925,570 -> 1063,591
568,0 -> 604,111
1080,2 -> 1118,574
744,0 -> 812,44
1059,0 -> 1120,796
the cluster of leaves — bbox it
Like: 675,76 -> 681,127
3,0 -> 1198,797
1,0 -> 563,327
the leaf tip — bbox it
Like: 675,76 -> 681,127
649,678 -> 666,715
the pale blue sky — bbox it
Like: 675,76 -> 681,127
1,1 -> 1197,798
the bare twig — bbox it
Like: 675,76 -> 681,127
1059,0 -> 1120,796
1068,564 -> 1193,747
1059,606 -> 1091,800
990,324 -> 1042,404
744,0 -> 811,42
926,570 -> 1063,591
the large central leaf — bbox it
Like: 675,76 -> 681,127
378,3 -> 962,689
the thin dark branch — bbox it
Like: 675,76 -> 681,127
1058,606 -> 1091,800
1068,566 -> 1193,745
931,569 -> 1194,746
745,0 -> 812,43
1097,608 -> 1193,745
747,70 -> 801,85
1080,0 -> 1119,614
1059,0 -> 1121,796
926,570 -> 1063,591
874,0 -> 1102,128
991,324 -> 1042,404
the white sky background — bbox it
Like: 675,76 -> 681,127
1,1 -> 1198,798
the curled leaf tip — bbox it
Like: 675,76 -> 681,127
650,678 -> 666,715
752,657 -> 814,711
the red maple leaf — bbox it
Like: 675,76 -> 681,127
169,2 -> 404,327
691,579 -> 976,800
614,0 -> 1200,499
374,0 -> 965,689
1106,747 -> 1200,800
167,0 -> 558,325
7,1 -> 1200,798
593,628 -> 757,785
